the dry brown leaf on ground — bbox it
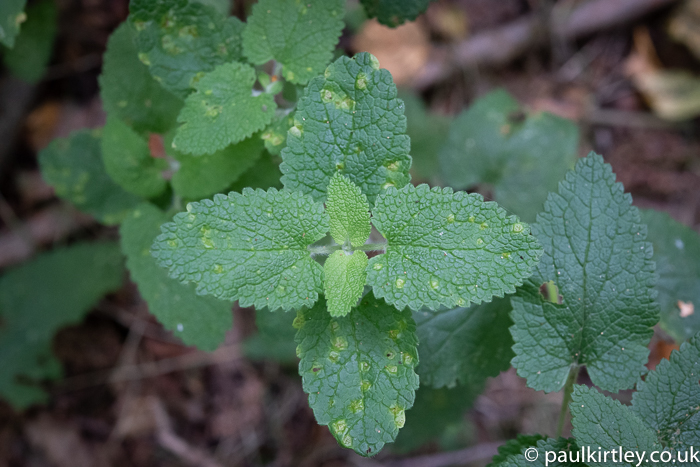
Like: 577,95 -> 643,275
25,414 -> 109,467
352,20 -> 430,86
668,0 -> 700,60
626,26 -> 700,120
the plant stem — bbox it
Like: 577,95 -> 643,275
556,365 -> 580,438
308,242 -> 387,255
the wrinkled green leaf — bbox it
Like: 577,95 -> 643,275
571,386 -> 662,465
3,0 -> 56,83
99,22 -> 182,135
295,293 -> 419,456
324,251 -> 368,317
242,0 -> 344,84
367,184 -> 541,311
281,52 -> 411,204
439,90 -> 579,222
171,136 -> 265,200
360,0 -> 434,27
39,130 -> 141,225
511,153 -> 658,393
173,62 -> 276,156
326,173 -> 371,247
121,204 -> 232,351
489,437 -> 584,467
641,209 -> 700,342
152,188 -> 328,311
632,334 -> 700,453
129,0 -> 245,98
101,116 -> 168,198
0,242 -> 123,408
414,296 -> 514,388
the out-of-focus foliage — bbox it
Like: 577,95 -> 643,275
2,0 -> 56,83
0,243 -> 124,408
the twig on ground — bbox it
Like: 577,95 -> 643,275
413,0 -> 679,89
0,204 -> 94,269
387,441 -> 503,467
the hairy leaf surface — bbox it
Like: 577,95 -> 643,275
571,386 -> 661,464
242,0 -> 344,84
152,188 -> 328,311
39,130 -> 141,225
99,22 -> 182,134
414,296 -> 514,388
129,0 -> 244,97
631,335 -> 700,452
281,52 -> 411,204
0,0 -> 27,47
511,153 -> 658,392
641,209 -> 700,342
440,90 -> 579,222
489,437 -> 584,467
360,0 -> 435,27
295,293 -> 419,456
173,62 -> 276,155
0,243 -> 123,408
121,204 -> 232,350
324,251 -> 368,317
326,173 -> 371,247
367,184 -> 541,311
101,117 -> 167,198
171,136 -> 265,200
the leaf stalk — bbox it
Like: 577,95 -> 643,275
556,365 -> 580,437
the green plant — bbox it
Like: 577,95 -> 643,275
2,0 -> 699,461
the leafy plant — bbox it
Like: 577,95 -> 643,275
2,0 -> 699,461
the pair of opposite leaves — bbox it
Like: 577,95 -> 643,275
152,173 -> 541,317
